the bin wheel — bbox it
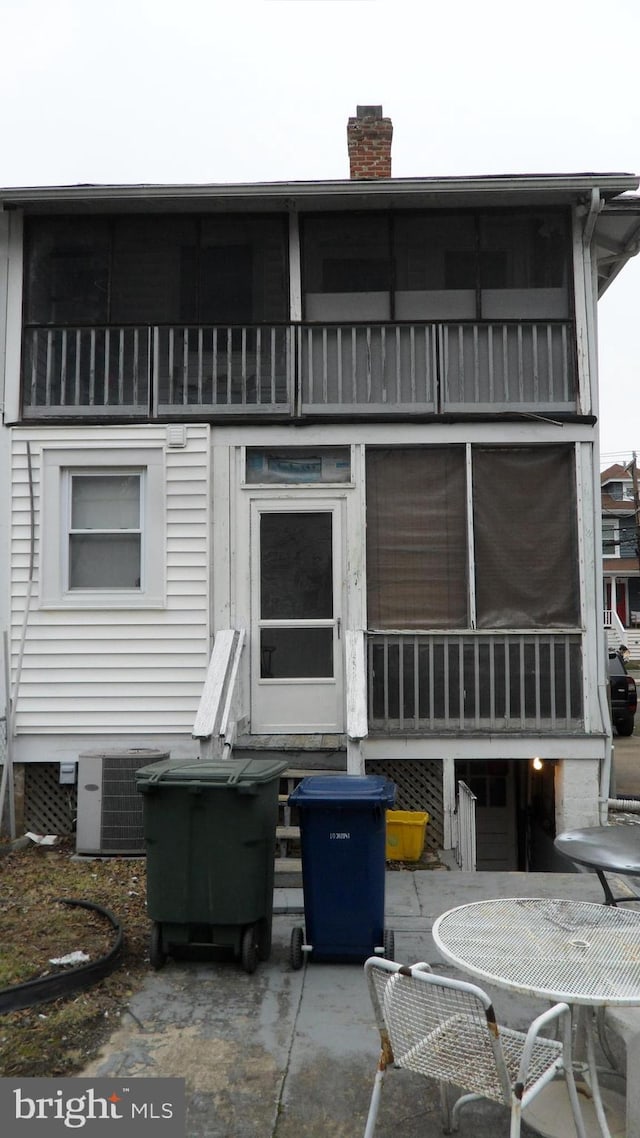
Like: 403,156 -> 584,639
257,918 -> 272,962
383,929 -> 395,961
149,922 -> 166,970
241,925 -> 259,974
290,926 -> 304,970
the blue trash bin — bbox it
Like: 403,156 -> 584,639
288,775 -> 396,967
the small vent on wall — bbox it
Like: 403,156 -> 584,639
167,425 -> 187,448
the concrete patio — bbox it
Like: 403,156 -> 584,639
79,867 -> 640,1137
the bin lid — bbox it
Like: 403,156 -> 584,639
135,756 -> 289,787
289,775 -> 396,808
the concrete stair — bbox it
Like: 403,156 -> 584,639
275,767 -> 343,886
234,738 -> 347,889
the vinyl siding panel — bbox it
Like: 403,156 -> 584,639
10,424 -> 210,734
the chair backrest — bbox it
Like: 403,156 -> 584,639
364,957 -> 513,1104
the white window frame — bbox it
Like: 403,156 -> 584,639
64,468 -> 144,592
40,446 -> 166,609
602,517 -> 620,559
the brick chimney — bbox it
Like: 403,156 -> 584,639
347,105 -> 393,179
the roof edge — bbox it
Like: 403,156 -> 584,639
2,172 -> 639,207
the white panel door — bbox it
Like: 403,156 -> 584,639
251,499 -> 344,733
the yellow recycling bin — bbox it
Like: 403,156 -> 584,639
386,810 -> 429,862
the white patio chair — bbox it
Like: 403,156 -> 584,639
363,957 -> 587,1138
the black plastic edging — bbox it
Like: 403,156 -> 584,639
0,898 -> 124,1014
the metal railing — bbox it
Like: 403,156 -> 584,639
21,319 -> 577,418
367,631 -> 584,733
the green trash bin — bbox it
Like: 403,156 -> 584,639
136,756 -> 288,973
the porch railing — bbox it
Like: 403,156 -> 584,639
299,324 -> 437,412
440,322 -> 575,410
21,319 -> 576,418
154,326 -> 293,414
367,631 -> 584,733
22,326 -> 151,416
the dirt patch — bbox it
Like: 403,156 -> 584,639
0,840 -> 149,1077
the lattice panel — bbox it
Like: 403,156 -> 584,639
365,759 -> 443,850
24,763 -> 77,836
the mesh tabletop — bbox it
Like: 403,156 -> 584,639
432,897 -> 640,1006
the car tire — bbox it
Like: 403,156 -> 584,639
616,715 -> 635,737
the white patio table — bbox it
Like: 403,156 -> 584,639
432,897 -> 640,1138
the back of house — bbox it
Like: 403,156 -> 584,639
1,106 -> 639,869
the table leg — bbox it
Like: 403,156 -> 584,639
596,870 -> 618,906
576,1005 -> 617,1138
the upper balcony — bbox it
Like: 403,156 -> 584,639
21,317 -> 576,420
19,207 -> 578,421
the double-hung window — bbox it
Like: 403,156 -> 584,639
67,472 -> 142,590
40,446 -> 165,608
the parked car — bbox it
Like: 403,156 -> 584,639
608,650 -> 637,736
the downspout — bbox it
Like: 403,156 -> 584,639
0,440 -> 33,839
582,190 -> 612,819
9,442 -> 35,736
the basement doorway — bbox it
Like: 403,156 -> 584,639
455,759 -> 523,870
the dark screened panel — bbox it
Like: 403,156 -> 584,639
366,447 -> 468,629
25,217 -> 110,324
24,214 -> 289,326
473,445 -> 579,628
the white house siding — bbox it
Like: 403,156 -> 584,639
10,423 -> 210,738
555,757 -> 600,832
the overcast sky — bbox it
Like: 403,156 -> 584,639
2,0 -> 639,465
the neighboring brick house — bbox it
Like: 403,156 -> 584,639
2,106 -> 640,868
602,461 -> 640,633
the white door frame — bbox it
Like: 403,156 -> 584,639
250,495 -> 346,733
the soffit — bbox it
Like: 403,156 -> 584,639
594,197 -> 640,296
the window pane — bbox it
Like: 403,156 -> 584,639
260,628 -> 333,678
602,520 -> 617,556
260,513 -> 333,619
70,534 -> 141,588
620,523 -> 637,559
71,475 -> 140,530
473,446 -> 579,627
246,447 -> 351,484
366,448 -> 467,628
